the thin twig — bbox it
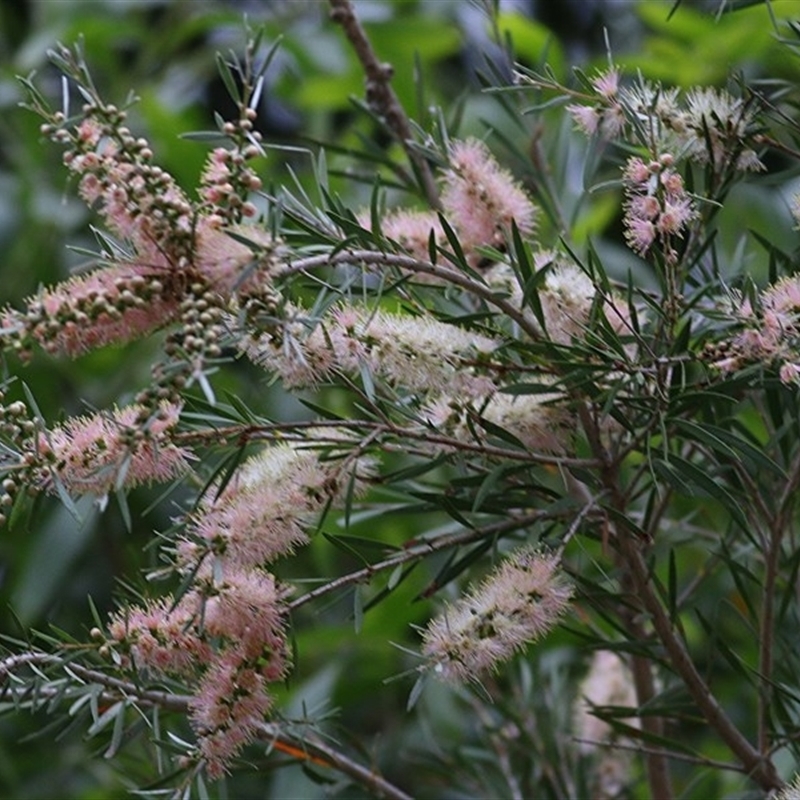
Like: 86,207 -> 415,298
257,721 -> 413,800
175,418 -> 601,470
327,0 -> 440,210
1,652 -> 412,800
758,450 -> 800,753
288,509 -> 551,612
278,249 -> 542,340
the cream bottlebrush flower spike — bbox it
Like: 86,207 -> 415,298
422,547 -> 572,682
246,304 -> 499,397
423,389 -> 574,455
574,650 -> 640,798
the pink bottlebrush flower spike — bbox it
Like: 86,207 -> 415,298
37,401 -> 191,499
441,138 -> 537,262
16,262 -> 181,357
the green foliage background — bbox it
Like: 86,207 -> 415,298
1,1 -> 799,797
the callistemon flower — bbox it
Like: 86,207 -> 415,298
247,305 -> 499,397
682,87 -> 763,172
193,219 -> 278,296
378,209 -> 442,264
622,155 -> 696,260
190,569 -> 290,778
107,596 -> 210,676
36,401 -> 190,498
441,138 -> 537,260
6,262 -> 182,357
775,775 -> 800,800
540,263 -> 597,344
575,650 -> 639,748
422,548 -> 572,682
574,650 -> 639,799
567,68 -> 626,139
178,439 -> 375,570
191,656 -> 274,778
712,276 -> 800,383
424,388 -> 573,454
108,565 -> 290,778
485,257 -> 625,346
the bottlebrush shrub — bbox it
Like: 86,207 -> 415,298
3,8 -> 800,799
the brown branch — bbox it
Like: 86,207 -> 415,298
288,509 -> 551,612
615,530 -> 782,791
328,0 -> 440,210
279,249 -> 542,341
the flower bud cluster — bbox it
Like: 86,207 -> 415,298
48,108 -> 195,266
622,154 -> 695,261
422,547 -> 572,682
198,108 -> 264,226
0,391 -> 41,525
6,263 -> 181,358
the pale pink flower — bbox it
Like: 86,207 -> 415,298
422,548 -> 572,682
183,444 -> 325,569
250,305 -> 499,397
108,562 -> 290,778
423,388 -> 573,455
193,220 -> 277,295
710,278 -> 800,380
180,440 -> 374,571
540,263 -> 597,344
622,155 -> 695,258
379,209 -> 443,264
567,104 -> 600,136
763,275 -> 800,314
108,597 -> 209,675
622,157 -> 652,185
592,69 -> 619,99
779,362 -> 800,384
201,568 -> 289,673
191,658 -> 273,778
656,196 -> 694,235
37,401 -> 191,498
